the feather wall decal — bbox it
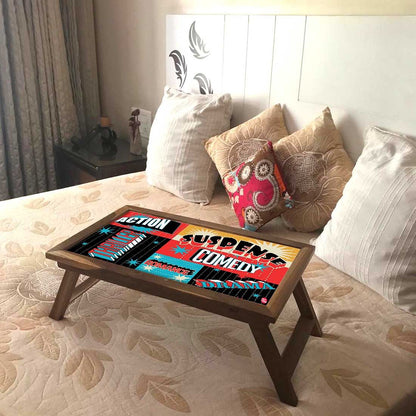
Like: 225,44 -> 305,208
189,21 -> 210,59
169,50 -> 187,88
194,73 -> 213,94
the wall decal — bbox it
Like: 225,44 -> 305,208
166,15 -> 224,94
169,50 -> 188,88
189,21 -> 210,59
194,73 -> 213,94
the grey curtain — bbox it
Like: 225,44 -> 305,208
60,0 -> 100,136
0,0 -> 100,200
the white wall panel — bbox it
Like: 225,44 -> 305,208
270,16 -> 306,105
282,101 -> 364,160
167,14 -> 416,160
242,16 -> 276,121
222,15 -> 249,127
299,16 -> 416,121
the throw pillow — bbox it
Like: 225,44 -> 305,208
146,87 -> 232,204
273,107 -> 354,232
315,126 -> 416,314
222,141 -> 293,230
205,104 -> 288,178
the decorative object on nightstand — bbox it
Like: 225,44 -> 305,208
54,139 -> 147,188
71,116 -> 118,159
129,109 -> 143,155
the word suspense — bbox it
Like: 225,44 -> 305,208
70,210 -> 300,305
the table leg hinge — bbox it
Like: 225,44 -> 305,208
49,272 -> 99,321
70,277 -> 100,303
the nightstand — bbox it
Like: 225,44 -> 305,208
54,140 -> 147,188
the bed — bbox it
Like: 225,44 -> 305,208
0,173 -> 415,415
1,12 -> 416,416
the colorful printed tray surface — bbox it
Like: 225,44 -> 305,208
70,210 -> 300,305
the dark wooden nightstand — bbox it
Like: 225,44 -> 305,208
54,140 -> 147,188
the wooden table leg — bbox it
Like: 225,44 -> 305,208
49,270 -> 80,320
293,278 -> 322,337
250,322 -> 298,406
249,277 -> 322,406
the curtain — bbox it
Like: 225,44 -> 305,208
0,0 -> 100,200
60,0 -> 100,136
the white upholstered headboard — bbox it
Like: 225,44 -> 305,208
166,15 -> 416,161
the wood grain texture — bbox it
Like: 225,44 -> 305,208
250,321 -> 298,406
49,270 -> 80,320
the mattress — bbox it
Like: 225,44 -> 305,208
0,172 -> 415,416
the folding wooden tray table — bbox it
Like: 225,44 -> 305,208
46,206 -> 322,406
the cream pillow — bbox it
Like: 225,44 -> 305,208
146,87 -> 232,204
273,108 -> 354,232
315,126 -> 416,314
205,104 -> 288,178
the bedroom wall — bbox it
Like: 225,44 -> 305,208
93,0 -> 416,142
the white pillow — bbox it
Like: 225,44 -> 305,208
315,126 -> 416,314
146,87 -> 232,204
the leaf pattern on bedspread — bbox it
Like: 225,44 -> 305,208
25,327 -> 60,360
71,210 -> 92,225
0,218 -> 18,231
4,241 -> 34,257
127,330 -> 172,362
72,318 -> 113,345
310,286 -> 352,302
303,259 -> 329,278
121,303 -> 165,325
24,197 -> 50,209
321,368 -> 388,409
122,190 -> 149,201
386,325 -> 416,354
198,328 -> 251,357
8,317 -> 38,330
31,221 -> 56,236
0,330 -> 11,353
0,353 -> 22,393
81,190 -> 101,203
136,374 -> 191,413
239,388 -> 292,416
125,174 -> 145,183
64,349 -> 113,390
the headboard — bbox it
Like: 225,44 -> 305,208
166,15 -> 416,161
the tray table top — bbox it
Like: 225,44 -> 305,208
46,206 -> 314,323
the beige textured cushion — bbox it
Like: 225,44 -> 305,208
205,104 -> 288,177
146,87 -> 232,204
315,126 -> 416,314
273,107 -> 354,232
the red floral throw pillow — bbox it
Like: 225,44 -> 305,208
222,141 -> 293,230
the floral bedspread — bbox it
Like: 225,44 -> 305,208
0,172 -> 415,415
